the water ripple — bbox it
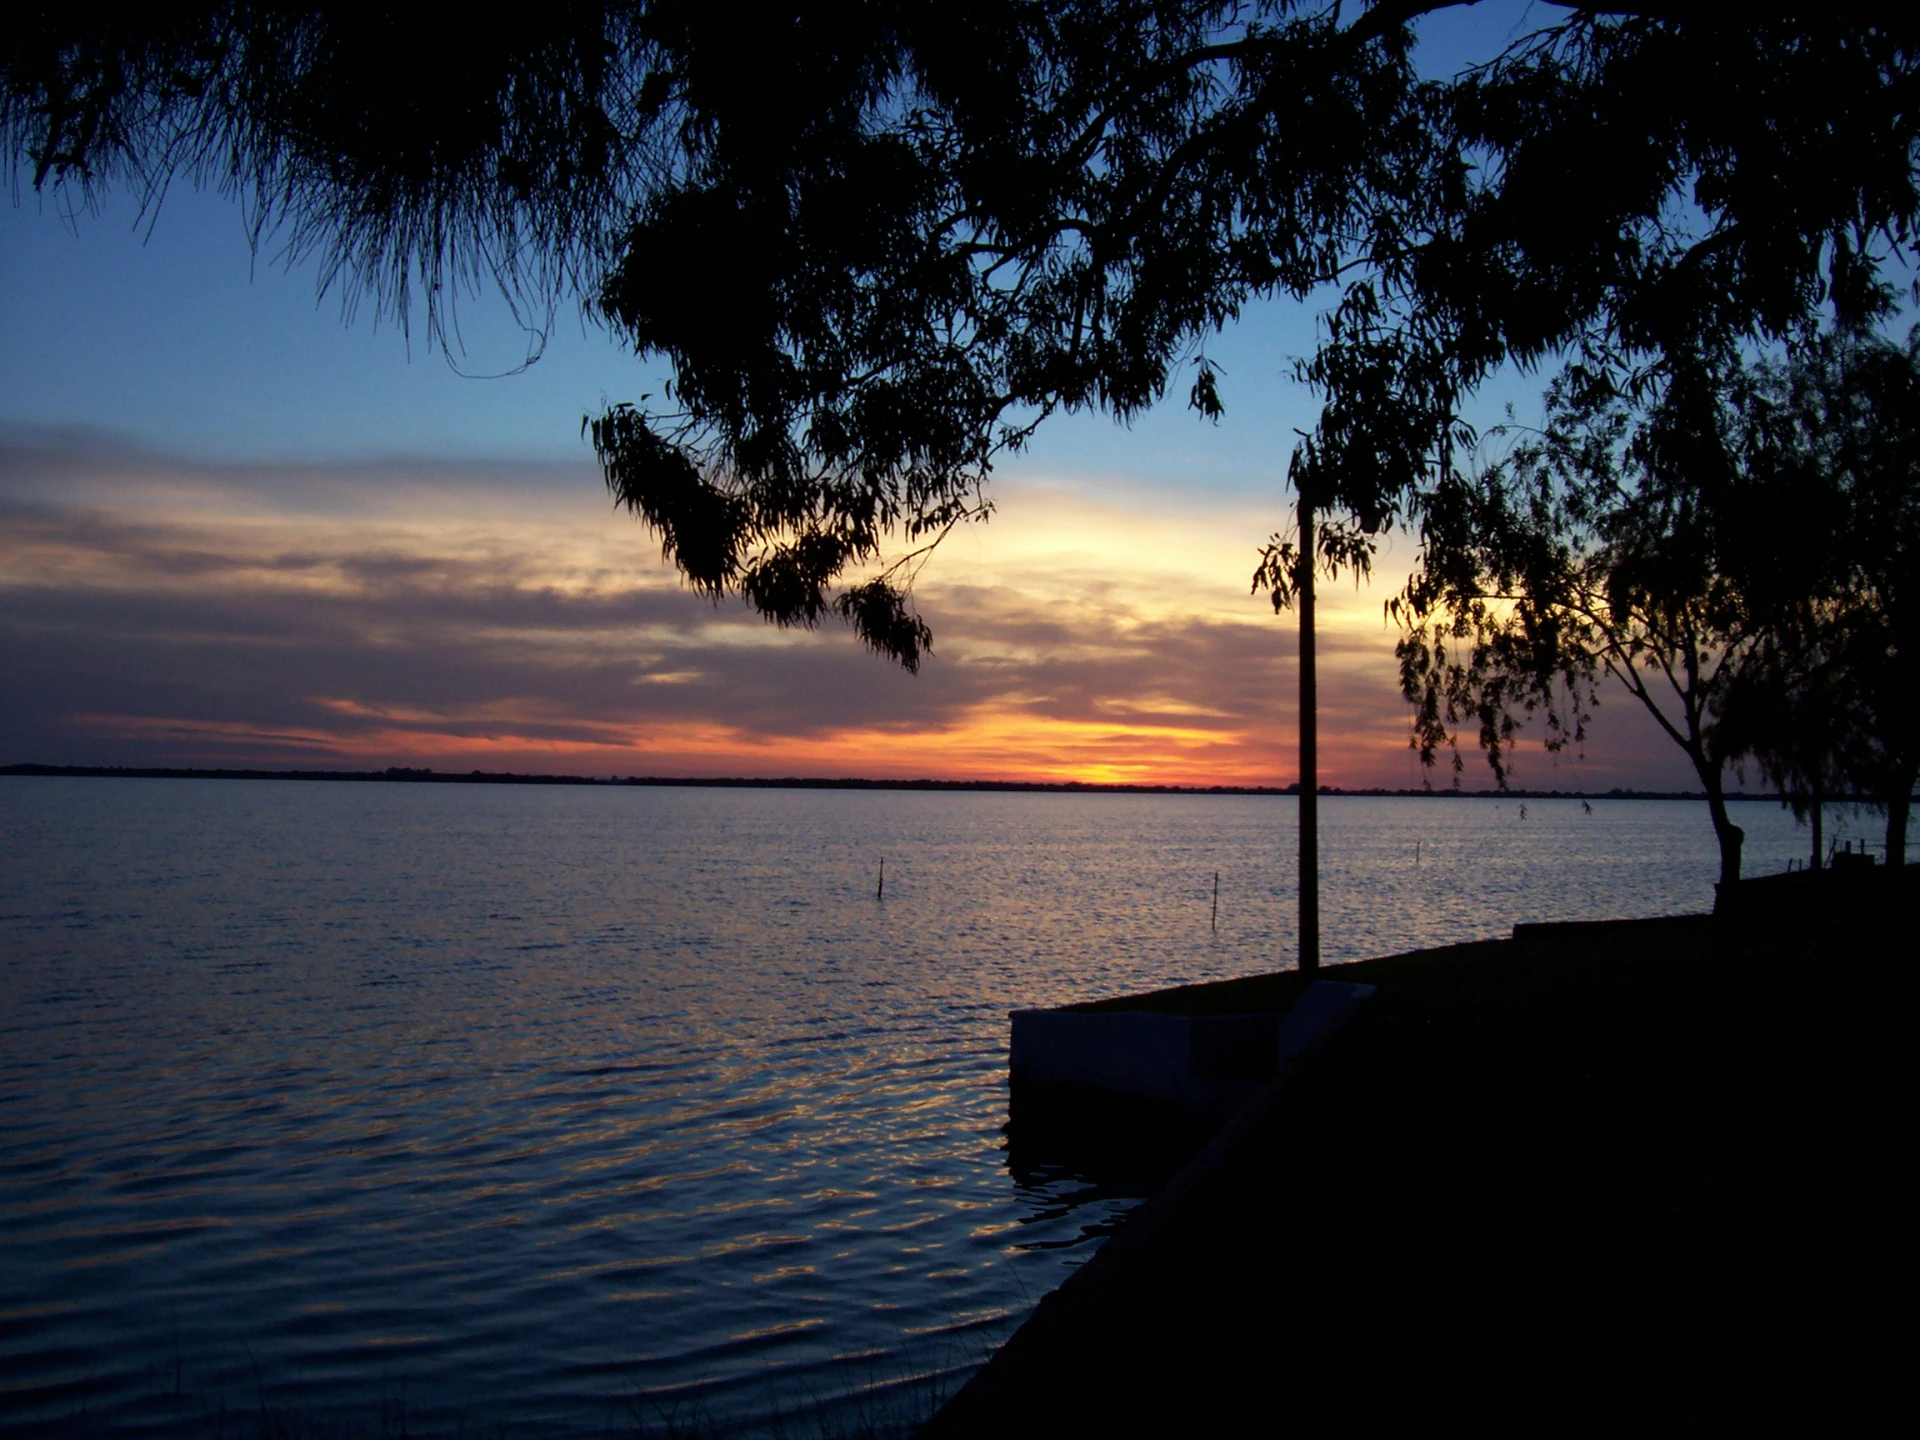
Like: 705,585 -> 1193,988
0,779 -> 1816,1434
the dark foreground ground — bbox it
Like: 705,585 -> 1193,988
924,869 -> 1918,1434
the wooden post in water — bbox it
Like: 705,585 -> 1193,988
1211,870 -> 1219,934
877,857 -> 884,901
1298,485 -> 1320,973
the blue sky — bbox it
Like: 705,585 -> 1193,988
0,2 -> 1550,472
0,3 -> 1745,788
0,179 -> 1364,494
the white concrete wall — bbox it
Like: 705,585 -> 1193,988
1009,981 -> 1375,1110
1009,1008 -> 1192,1098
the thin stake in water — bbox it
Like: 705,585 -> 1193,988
877,857 -> 884,901
1211,870 -> 1219,933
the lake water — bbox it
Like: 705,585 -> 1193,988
0,779 -> 1831,1435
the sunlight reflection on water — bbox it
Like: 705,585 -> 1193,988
0,779 -> 1828,1434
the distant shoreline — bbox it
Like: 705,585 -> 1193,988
0,762 -> 1846,802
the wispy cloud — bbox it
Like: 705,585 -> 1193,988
0,426 -> 1694,786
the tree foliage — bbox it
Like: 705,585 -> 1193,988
3,6 -> 657,343
586,2 -> 1440,666
7,5 -> 1919,668
1735,330 -> 1920,864
1399,326 -> 1920,882
1398,351 -> 1793,886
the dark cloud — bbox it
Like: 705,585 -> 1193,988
0,432 -> 1701,785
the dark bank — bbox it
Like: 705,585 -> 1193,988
928,865 -> 1919,1433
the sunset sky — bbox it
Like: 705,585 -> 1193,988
0,4 -> 1713,790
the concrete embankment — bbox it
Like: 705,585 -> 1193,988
923,870 -> 1918,1434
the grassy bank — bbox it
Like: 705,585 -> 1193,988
928,869 -> 1919,1433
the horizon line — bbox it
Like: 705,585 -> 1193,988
0,762 -> 1839,802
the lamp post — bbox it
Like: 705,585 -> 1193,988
1298,483 -> 1320,973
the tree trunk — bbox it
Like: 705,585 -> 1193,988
1810,777 -> 1824,871
1298,486 -> 1319,974
1703,762 -> 1745,901
1885,760 -> 1916,868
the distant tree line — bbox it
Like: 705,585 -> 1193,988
5,763 -> 1820,801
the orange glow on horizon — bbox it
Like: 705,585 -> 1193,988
66,692 -> 1421,789
9,451 -> 1690,789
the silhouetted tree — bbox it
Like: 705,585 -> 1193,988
576,5 -> 1920,955
2,7 -> 661,349
1400,326 -> 1920,888
9,5 -> 1920,940
11,7 -> 1915,653
1737,330 -> 1920,866
1397,352 -> 1795,891
1729,642 -> 1851,870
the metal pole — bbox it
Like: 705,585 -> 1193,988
1298,485 -> 1319,973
